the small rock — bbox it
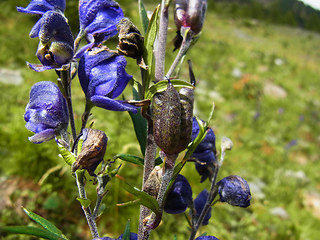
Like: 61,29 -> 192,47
263,82 -> 287,99
0,68 -> 23,85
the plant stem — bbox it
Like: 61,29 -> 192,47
138,118 -> 157,240
81,100 -> 94,132
166,28 -> 193,79
154,0 -> 171,83
76,171 -> 99,238
60,68 -> 77,142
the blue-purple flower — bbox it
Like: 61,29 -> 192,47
191,117 -> 217,182
78,46 -> 137,112
28,10 -> 74,71
24,81 -> 68,143
76,0 -> 124,57
93,232 -> 137,240
195,236 -> 219,240
164,174 -> 193,214
17,0 -> 66,38
217,175 -> 252,208
194,189 -> 211,225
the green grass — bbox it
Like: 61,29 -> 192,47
1,1 -> 320,240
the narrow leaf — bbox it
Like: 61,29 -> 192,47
114,153 -> 144,166
143,4 -> 160,91
145,79 -> 194,100
57,142 -> 76,166
128,88 -> 147,156
139,0 -> 149,33
76,197 -> 92,208
0,226 -> 62,240
22,207 -> 68,240
118,176 -> 160,215
123,220 -> 131,240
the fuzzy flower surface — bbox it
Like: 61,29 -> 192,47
194,189 -> 212,225
28,10 -> 74,72
24,81 -> 68,143
76,0 -> 124,56
217,175 -> 252,208
78,47 -> 137,112
164,174 -> 193,214
17,0 -> 66,38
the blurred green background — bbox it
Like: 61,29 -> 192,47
0,0 -> 320,239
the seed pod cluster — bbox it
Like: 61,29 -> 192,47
72,128 -> 108,176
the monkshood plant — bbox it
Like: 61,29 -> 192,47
0,0 -> 252,239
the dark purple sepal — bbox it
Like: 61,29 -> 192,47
164,174 -> 193,214
117,232 -> 137,240
24,81 -> 68,144
78,46 -> 136,112
194,189 -> 212,225
27,62 -> 55,72
17,0 -> 66,15
217,175 -> 252,208
191,117 -> 216,153
192,149 -> 217,182
79,0 -> 124,42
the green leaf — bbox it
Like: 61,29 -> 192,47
114,153 -> 145,166
0,226 -> 63,240
76,197 -> 91,208
118,177 -> 160,215
122,220 -> 131,240
143,4 -> 160,91
57,141 -> 76,166
139,0 -> 149,33
128,88 -> 147,156
22,207 -> 68,240
145,79 -> 194,100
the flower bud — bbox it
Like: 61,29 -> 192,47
194,189 -> 211,225
191,117 -> 216,153
193,149 -> 217,182
164,174 -> 193,214
72,128 -> 108,176
174,0 -> 207,35
217,175 -> 251,208
152,81 -> 194,158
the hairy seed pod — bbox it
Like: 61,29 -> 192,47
152,81 -> 194,158
72,128 -> 108,176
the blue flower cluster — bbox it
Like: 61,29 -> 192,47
191,117 -> 217,182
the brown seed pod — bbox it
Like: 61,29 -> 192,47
72,128 -> 108,176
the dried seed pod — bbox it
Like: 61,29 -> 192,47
72,128 -> 108,176
153,82 -> 182,156
117,18 -> 146,69
143,166 -> 163,198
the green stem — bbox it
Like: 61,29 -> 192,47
76,171 -> 99,238
60,68 -> 77,142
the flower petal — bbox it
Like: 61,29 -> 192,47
28,128 -> 56,143
90,96 -> 137,112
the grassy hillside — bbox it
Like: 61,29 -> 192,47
0,1 -> 319,240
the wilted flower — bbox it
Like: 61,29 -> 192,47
194,189 -> 211,225
164,174 -> 193,214
195,236 -> 219,240
17,0 -> 66,38
78,46 -> 137,112
217,175 -> 252,208
174,0 -> 207,35
72,128 -> 108,176
28,10 -> 74,71
24,81 -> 68,143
